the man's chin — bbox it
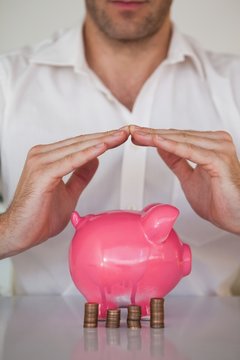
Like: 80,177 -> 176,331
101,26 -> 160,43
97,17 -> 157,41
104,30 -> 145,42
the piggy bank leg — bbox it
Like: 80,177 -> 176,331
139,303 -> 150,320
98,286 -> 108,319
130,283 -> 137,305
130,285 -> 150,318
98,287 -> 119,320
98,301 -> 119,320
98,303 -> 108,320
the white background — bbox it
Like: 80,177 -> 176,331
0,0 -> 240,294
0,0 -> 240,54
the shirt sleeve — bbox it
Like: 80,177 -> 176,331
228,58 -> 240,113
0,62 -> 6,204
209,52 -> 240,112
221,56 -> 240,113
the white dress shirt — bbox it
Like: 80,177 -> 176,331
0,23 -> 240,296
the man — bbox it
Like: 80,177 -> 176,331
0,0 -> 240,295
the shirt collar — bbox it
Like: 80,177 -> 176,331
30,23 -> 88,75
166,23 -> 205,79
30,21 -> 205,79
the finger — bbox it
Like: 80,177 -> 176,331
132,130 -> 234,155
35,130 -> 129,163
130,125 -> 232,141
153,135 -> 221,175
42,142 -> 108,181
131,132 -> 154,147
142,132 -> 232,151
66,158 -> 99,200
156,130 -> 232,142
32,126 -> 130,154
157,148 -> 193,184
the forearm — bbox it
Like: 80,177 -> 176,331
0,201 -> 35,259
0,211 -> 23,260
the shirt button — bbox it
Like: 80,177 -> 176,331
106,93 -> 114,102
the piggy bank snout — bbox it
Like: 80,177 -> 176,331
182,244 -> 192,276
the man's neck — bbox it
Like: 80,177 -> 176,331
84,14 -> 172,111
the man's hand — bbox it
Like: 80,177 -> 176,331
0,127 -> 130,259
131,126 -> 240,235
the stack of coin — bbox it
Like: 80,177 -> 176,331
106,309 -> 121,328
127,305 -> 142,329
150,298 -> 164,328
83,302 -> 99,328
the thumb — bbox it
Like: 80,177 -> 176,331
66,158 -> 99,200
157,148 -> 193,184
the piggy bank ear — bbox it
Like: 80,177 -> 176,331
141,204 -> 179,243
71,211 -> 81,229
143,203 -> 161,212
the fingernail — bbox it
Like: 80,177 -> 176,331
111,130 -> 125,137
119,126 -> 130,131
131,125 -> 141,129
130,125 -> 143,132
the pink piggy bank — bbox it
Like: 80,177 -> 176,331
69,203 -> 191,319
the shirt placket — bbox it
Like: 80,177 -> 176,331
119,69 -> 162,211
87,66 -> 162,211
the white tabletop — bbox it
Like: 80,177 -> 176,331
0,296 -> 239,360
